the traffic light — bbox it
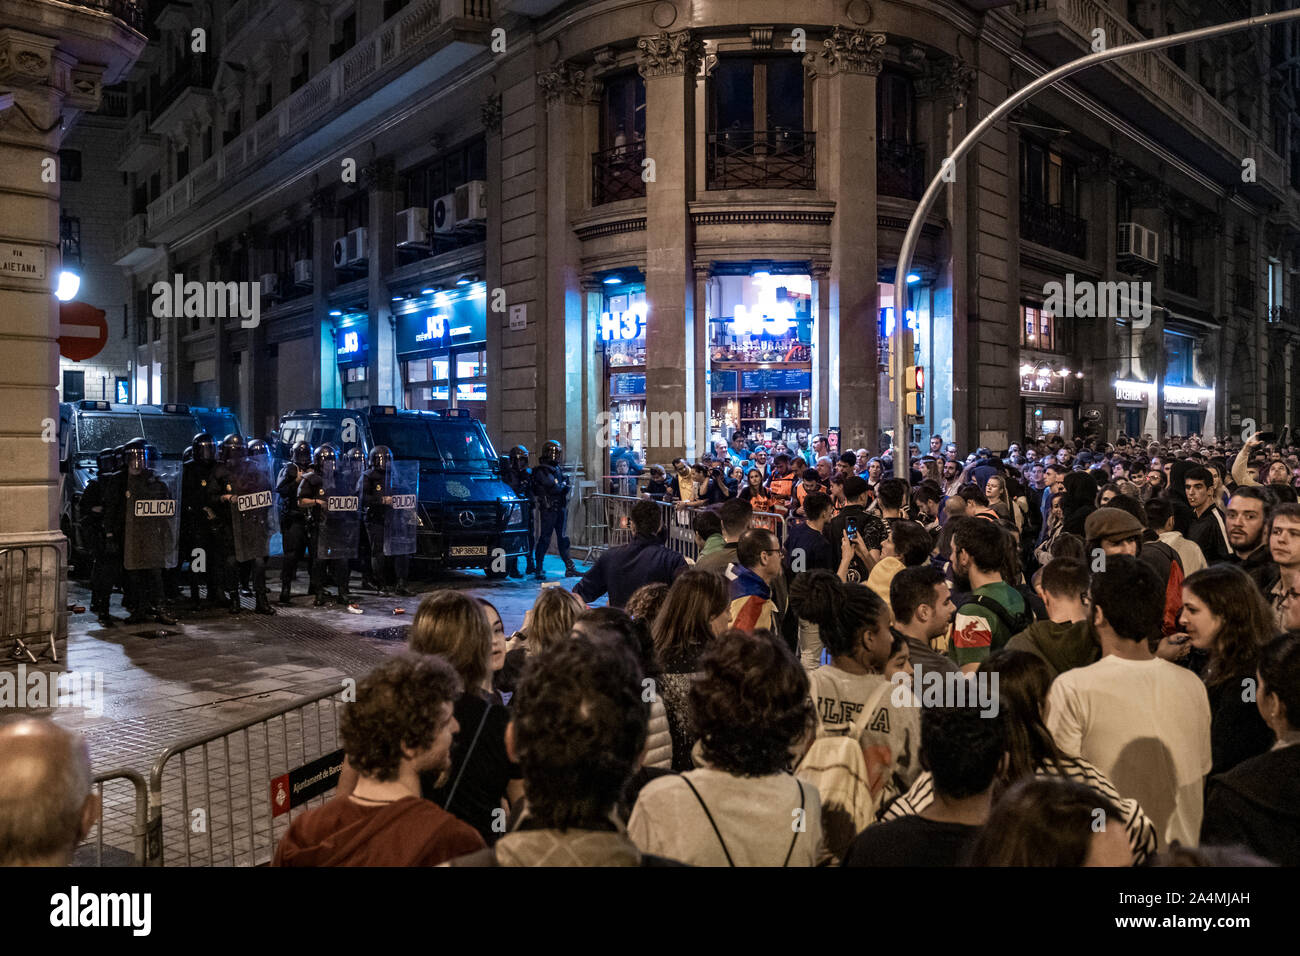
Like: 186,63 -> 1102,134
904,365 -> 925,417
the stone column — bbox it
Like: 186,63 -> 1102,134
537,62 -> 589,461
366,158 -> 398,406
580,278 -> 604,483
481,92 -> 504,439
807,28 -> 882,453
0,3 -> 143,643
812,263 -> 831,436
639,30 -> 703,462
310,190 -> 341,407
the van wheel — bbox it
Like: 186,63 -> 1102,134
484,568 -> 508,581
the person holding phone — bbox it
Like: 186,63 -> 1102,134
824,477 -> 888,583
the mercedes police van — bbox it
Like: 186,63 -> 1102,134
274,406 -> 529,577
59,401 -> 241,570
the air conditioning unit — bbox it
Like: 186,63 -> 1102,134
293,259 -> 312,286
454,180 -> 487,226
395,206 -> 429,246
432,193 -> 457,234
1117,222 -> 1159,267
259,273 -> 279,297
346,226 -> 368,265
333,236 -> 348,268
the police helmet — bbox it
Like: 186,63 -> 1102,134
219,433 -> 248,462
539,440 -> 563,465
123,439 -> 157,473
192,432 -> 216,464
247,438 -> 270,461
313,443 -> 339,470
291,441 -> 313,469
97,448 -> 116,473
509,445 -> 530,467
369,445 -> 392,470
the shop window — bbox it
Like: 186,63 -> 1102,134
1164,332 -> 1195,386
1021,362 -> 1066,395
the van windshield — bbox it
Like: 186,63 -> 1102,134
75,413 -> 194,461
369,419 -> 497,473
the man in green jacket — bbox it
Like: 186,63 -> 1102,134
1006,556 -> 1098,679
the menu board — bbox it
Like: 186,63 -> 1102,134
611,373 -> 646,397
740,368 -> 812,392
708,369 -> 738,393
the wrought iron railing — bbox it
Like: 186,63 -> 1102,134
1164,257 -> 1198,297
1019,196 -> 1087,258
592,141 -> 647,205
706,129 -> 816,190
157,57 -> 214,115
877,138 -> 925,201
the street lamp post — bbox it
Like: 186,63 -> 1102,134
891,7 -> 1300,471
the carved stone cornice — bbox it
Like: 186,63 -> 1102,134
803,28 -> 885,77
750,26 -> 774,51
537,61 -> 588,106
636,30 -> 705,78
0,34 -> 55,88
480,92 -> 502,132
915,55 -> 976,108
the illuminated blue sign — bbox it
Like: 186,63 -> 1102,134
599,309 -> 645,342
335,325 -> 368,364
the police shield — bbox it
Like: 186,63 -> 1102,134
230,456 -> 276,562
124,460 -> 182,571
318,458 -> 362,560
384,460 -> 419,556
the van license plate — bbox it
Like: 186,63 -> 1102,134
449,546 -> 488,557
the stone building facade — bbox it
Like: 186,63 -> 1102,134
103,0 -> 1300,482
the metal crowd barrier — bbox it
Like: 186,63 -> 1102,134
146,684 -> 347,866
0,544 -> 63,663
586,493 -> 789,565
81,768 -> 149,866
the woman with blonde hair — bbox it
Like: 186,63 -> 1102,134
521,586 -> 588,656
406,590 -> 524,844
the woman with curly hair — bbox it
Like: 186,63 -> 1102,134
627,628 -> 822,866
1177,565 -> 1276,774
650,569 -> 731,771
790,569 -> 921,810
882,649 -> 1158,863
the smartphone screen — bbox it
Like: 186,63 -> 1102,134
846,518 -> 858,540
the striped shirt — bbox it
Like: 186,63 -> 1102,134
880,754 -> 1158,864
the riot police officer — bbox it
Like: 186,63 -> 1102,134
531,439 -> 578,581
212,434 -> 276,615
277,440 -> 313,605
182,432 -> 222,606
300,443 -> 359,606
121,439 -> 179,626
80,447 -> 122,627
502,445 -> 535,578
360,445 -> 413,596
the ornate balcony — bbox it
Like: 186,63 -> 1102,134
592,141 -> 647,206
706,130 -> 816,191
877,138 -> 925,201
1020,197 -> 1087,259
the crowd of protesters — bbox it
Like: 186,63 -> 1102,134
6,429 -> 1300,868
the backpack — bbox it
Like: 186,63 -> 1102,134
967,592 -> 1034,637
796,673 -> 893,862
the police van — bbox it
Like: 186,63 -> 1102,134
59,401 -> 240,570
274,406 -> 528,577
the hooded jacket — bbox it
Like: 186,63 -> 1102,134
272,795 -> 483,867
1005,619 -> 1099,680
1201,744 -> 1300,865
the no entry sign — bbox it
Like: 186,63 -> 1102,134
58,301 -> 108,362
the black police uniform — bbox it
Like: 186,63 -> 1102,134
277,462 -> 311,604
503,456 -> 535,578
300,469 -> 352,604
360,466 -> 411,594
531,454 -> 577,579
183,456 -> 223,605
